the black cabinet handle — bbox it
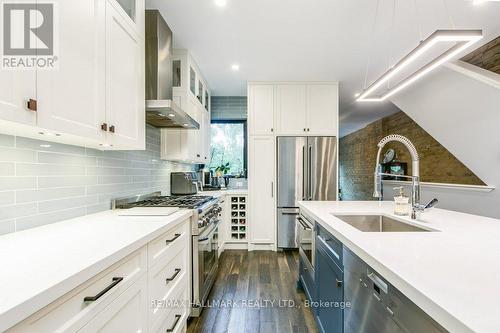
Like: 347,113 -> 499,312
166,314 -> 182,332
336,279 -> 343,288
27,98 -> 37,111
101,123 -> 108,131
109,125 -> 115,133
166,268 -> 181,284
84,277 -> 123,302
166,233 -> 181,244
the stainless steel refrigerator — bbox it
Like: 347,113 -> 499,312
277,136 -> 337,248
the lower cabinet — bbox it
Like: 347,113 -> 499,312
7,218 -> 191,333
78,275 -> 148,333
315,232 -> 344,333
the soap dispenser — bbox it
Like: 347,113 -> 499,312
393,186 -> 410,216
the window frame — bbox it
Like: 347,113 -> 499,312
209,119 -> 248,178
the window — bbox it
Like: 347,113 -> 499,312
208,120 -> 247,177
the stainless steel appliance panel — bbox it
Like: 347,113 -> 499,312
277,137 -> 307,207
277,208 -> 300,248
307,137 -> 337,201
297,213 -> 314,269
171,172 -> 199,195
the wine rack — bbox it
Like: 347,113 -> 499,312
229,195 -> 247,241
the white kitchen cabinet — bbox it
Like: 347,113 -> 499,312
307,83 -> 339,136
161,49 -> 211,164
104,0 -> 145,149
276,84 -> 307,135
0,0 -> 145,150
37,0 -> 106,142
248,84 -> 275,136
248,136 -> 275,249
78,275 -> 148,333
249,82 -> 338,137
0,70 -> 36,127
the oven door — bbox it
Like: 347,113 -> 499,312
193,221 -> 219,313
297,214 -> 314,269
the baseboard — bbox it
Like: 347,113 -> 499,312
223,242 -> 249,250
248,243 -> 275,251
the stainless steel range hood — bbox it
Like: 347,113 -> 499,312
145,10 -> 199,129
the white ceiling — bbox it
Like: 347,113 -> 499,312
146,0 -> 500,136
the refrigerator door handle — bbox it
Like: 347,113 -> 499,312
308,144 -> 313,200
302,145 -> 307,200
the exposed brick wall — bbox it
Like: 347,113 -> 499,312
462,36 -> 500,74
339,111 -> 485,201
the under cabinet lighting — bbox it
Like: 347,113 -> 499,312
357,30 -> 482,102
100,143 -> 113,147
168,113 -> 175,118
39,144 -> 51,148
183,123 -> 189,127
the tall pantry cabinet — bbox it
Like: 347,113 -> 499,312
247,82 -> 338,251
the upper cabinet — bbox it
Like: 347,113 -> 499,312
248,82 -> 338,137
161,49 -> 211,164
0,0 -> 145,150
276,84 -> 307,135
248,84 -> 275,135
307,83 -> 339,136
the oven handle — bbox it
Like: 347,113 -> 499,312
297,216 -> 312,230
198,221 -> 220,242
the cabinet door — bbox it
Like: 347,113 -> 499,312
249,136 -> 275,245
307,84 -> 339,136
315,239 -> 343,333
248,84 -> 274,135
37,0 -> 105,142
180,97 -> 201,162
78,275 -> 147,333
0,70 -> 36,127
203,110 -> 211,163
276,84 -> 307,135
104,0 -> 145,149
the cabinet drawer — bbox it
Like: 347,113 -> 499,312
299,256 -> 315,303
316,224 -> 343,267
151,279 -> 189,333
77,274 -> 148,333
8,247 -> 147,333
148,220 -> 190,268
148,245 -> 189,328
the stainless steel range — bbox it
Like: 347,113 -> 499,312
112,191 -> 221,317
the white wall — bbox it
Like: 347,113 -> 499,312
391,61 -> 500,219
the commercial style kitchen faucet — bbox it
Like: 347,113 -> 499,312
373,134 -> 438,219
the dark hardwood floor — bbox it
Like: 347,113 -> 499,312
187,250 -> 319,333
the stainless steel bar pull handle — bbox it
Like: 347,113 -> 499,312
166,314 -> 182,332
83,277 -> 123,302
297,217 -> 311,230
166,268 -> 181,284
271,182 -> 274,198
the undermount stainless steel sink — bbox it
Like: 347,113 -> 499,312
332,214 -> 432,232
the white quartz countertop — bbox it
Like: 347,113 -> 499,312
0,209 -> 192,332
200,189 -> 248,198
298,201 -> 500,333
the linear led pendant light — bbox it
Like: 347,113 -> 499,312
357,29 -> 483,102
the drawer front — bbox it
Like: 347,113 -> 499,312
299,256 -> 315,303
316,224 -> 343,267
148,220 -> 190,268
8,247 -> 147,333
77,274 -> 148,333
148,245 -> 189,328
151,280 -> 189,333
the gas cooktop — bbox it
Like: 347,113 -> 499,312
121,195 -> 214,209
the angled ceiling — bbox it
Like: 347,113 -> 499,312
146,0 -> 500,136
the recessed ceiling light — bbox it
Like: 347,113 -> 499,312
354,92 -> 360,97
215,0 -> 227,7
231,63 -> 240,71
39,144 -> 51,148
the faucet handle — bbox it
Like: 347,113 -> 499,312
425,198 -> 439,209
414,198 -> 438,212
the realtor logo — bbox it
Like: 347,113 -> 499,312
1,1 -> 58,69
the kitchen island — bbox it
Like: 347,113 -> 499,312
298,201 -> 500,333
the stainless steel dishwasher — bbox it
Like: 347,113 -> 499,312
343,248 -> 447,333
